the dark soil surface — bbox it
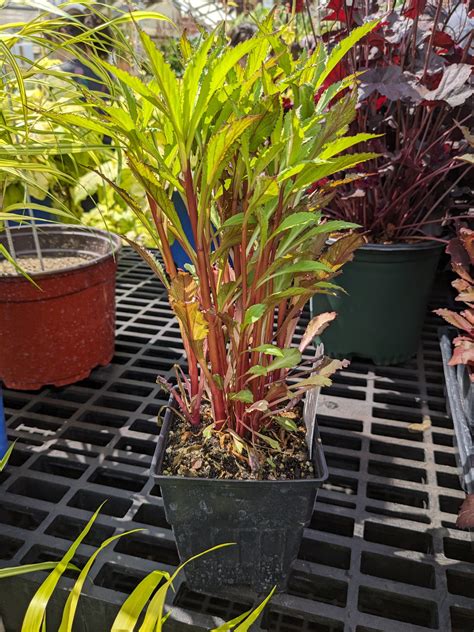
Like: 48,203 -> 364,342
162,410 -> 315,481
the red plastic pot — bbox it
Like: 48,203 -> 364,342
0,225 -> 121,390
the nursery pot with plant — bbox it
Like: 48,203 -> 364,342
23,7 -> 380,591
0,225 -> 121,390
311,0 -> 473,364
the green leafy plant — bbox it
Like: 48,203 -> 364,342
0,506 -> 272,631
10,7 -> 378,464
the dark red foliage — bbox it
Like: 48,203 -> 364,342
294,0 -> 305,13
307,178 -> 329,195
375,94 -> 387,110
323,0 -> 358,24
402,0 -> 427,19
282,96 -> 294,112
422,71 -> 443,90
317,0 -> 473,242
430,30 -> 455,49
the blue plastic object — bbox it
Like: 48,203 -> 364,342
169,192 -> 217,269
7,195 -> 53,227
0,385 -> 8,459
170,192 -> 193,269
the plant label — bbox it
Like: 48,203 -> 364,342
304,343 -> 324,459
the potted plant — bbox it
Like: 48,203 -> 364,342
436,226 -> 473,520
310,0 -> 473,364
19,8 -> 378,590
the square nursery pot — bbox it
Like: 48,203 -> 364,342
312,240 -> 443,365
439,327 -> 474,494
152,398 -> 328,593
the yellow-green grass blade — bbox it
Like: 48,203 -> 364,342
21,504 -> 106,632
111,570 -> 170,632
58,528 -> 143,632
139,544 -> 235,632
0,562 -> 80,579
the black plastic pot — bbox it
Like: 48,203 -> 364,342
152,403 -> 328,593
312,240 -> 443,365
439,327 -> 474,494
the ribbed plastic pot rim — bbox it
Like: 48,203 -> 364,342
0,225 -> 122,279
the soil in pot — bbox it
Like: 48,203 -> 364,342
162,407 -> 314,481
0,256 -> 92,275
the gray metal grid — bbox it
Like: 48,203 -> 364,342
1,250 -> 473,631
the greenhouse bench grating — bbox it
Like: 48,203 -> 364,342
1,249 -> 473,632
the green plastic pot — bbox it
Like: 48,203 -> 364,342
312,240 -> 443,365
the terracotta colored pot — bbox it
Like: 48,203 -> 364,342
0,225 -> 121,390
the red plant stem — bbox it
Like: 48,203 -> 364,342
402,164 -> 468,236
305,0 -> 318,44
373,161 -> 461,231
461,31 -> 474,63
183,165 -> 227,426
411,13 -> 419,72
182,337 -> 200,424
422,0 -> 443,81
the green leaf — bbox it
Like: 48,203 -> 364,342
220,212 -> 245,230
255,432 -> 280,450
293,152 -> 379,190
266,348 -> 301,373
140,30 -> 181,133
211,589 -> 275,631
0,440 -> 16,472
273,416 -> 298,432
204,116 -> 262,190
248,365 -> 268,377
22,504 -> 106,632
229,389 -> 254,403
243,304 -> 266,328
315,21 -> 379,90
211,609 -> 254,631
319,133 -> 381,160
271,211 -> 320,237
202,423 -> 215,440
249,348 -> 302,376
139,544 -> 235,631
261,260 -> 332,285
0,562 -> 79,580
234,589 -> 275,631
111,570 -> 170,632
0,245 -> 39,287
59,529 -> 143,632
99,60 -> 159,107
254,344 -> 284,357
